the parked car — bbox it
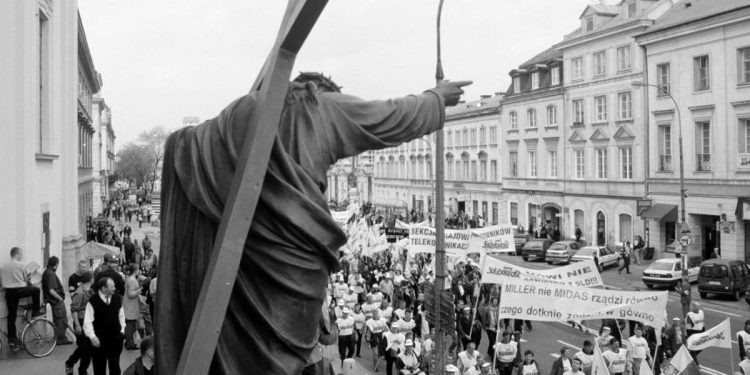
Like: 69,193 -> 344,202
545,240 -> 586,265
697,259 -> 750,300
570,245 -> 620,272
521,239 -> 554,262
642,257 -> 701,289
514,233 -> 532,256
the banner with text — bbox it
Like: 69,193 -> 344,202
408,226 -> 472,255
468,224 -> 516,254
498,279 -> 668,334
686,318 -> 731,351
481,257 -> 603,287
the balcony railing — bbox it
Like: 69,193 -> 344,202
696,153 -> 711,171
659,155 -> 672,172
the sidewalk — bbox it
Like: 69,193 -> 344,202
0,339 -> 139,373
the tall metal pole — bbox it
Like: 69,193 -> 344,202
434,1 -> 447,373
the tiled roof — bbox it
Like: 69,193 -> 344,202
518,45 -> 563,69
641,0 -> 750,34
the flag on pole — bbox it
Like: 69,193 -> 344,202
639,357 -> 654,375
591,341 -> 610,375
662,346 -> 701,375
686,317 -> 731,351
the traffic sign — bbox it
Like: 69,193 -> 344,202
637,199 -> 652,216
679,234 -> 693,247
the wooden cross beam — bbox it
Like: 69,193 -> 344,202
174,1 -> 327,374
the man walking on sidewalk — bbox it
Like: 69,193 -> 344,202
85,277 -> 126,375
618,242 -> 632,275
66,271 -> 95,375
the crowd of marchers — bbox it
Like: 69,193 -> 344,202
324,204 -> 750,375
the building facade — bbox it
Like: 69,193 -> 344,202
0,0 -> 82,313
372,94 -> 504,223
636,0 -> 750,261
91,95 -> 115,216
550,0 -> 674,246
502,46 -> 568,236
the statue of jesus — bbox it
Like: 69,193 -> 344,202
155,72 -> 470,374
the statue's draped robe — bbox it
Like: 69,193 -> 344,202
156,86 -> 444,375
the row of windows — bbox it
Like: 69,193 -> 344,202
512,67 -> 561,93
375,159 -> 433,180
446,126 -> 497,148
571,45 -> 632,82
572,92 -> 632,124
509,106 -> 557,129
508,147 -> 633,180
374,158 -> 500,183
656,49 -> 750,95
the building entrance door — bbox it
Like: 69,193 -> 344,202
703,216 -> 720,260
596,211 -> 606,246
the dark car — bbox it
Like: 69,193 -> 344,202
521,238 -> 554,262
697,259 -> 750,300
545,240 -> 586,265
514,233 -> 532,256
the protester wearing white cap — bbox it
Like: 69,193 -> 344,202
334,276 -> 349,301
336,307 -> 355,366
480,361 -> 493,375
334,298 -> 346,319
446,364 -> 460,374
368,284 -> 384,305
383,321 -> 405,375
365,309 -> 387,372
344,285 -> 358,310
396,339 -> 421,374
378,299 -> 394,322
596,326 -> 613,352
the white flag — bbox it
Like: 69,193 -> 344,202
591,341 -> 610,375
686,317 -> 731,351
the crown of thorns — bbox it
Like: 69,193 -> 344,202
293,72 -> 342,93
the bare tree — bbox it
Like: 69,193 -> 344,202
137,126 -> 171,197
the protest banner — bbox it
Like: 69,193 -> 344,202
591,341 -> 610,375
361,234 -> 391,258
407,226 -> 472,255
498,278 -> 668,337
385,228 -> 409,243
662,346 -> 701,375
481,256 -> 603,287
468,224 -> 516,254
686,317 -> 731,351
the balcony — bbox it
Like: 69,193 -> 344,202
658,155 -> 672,172
696,153 -> 711,172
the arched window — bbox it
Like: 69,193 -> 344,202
527,108 -> 537,128
447,130 -> 453,147
510,111 -> 518,129
619,214 -> 632,242
546,105 -> 557,126
446,153 -> 454,180
574,209 -> 584,240
596,211 -> 606,246
399,155 -> 406,179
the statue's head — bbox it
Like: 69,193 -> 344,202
293,72 -> 341,93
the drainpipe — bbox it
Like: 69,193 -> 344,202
640,44 -> 651,250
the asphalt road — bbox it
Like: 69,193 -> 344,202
342,254 -> 749,375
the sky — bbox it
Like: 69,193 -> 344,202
78,0 -> 597,146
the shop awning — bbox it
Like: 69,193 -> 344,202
641,204 -> 678,221
736,197 -> 750,220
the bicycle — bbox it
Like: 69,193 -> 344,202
0,302 -> 57,357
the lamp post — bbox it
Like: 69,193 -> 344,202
632,80 -> 691,317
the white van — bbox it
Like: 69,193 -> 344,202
642,257 -> 699,289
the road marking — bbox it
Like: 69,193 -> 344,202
550,353 -> 560,359
604,284 -> 622,290
554,321 -> 599,336
703,307 -> 742,317
700,365 -> 727,375
557,340 -> 581,351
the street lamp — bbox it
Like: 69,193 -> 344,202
632,80 -> 691,317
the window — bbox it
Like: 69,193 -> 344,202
455,130 -> 461,147
463,129 -> 469,147
528,151 -> 537,177
463,159 -> 470,180
658,125 -> 673,172
586,16 -> 594,31
551,67 -> 560,86
593,51 -> 607,76
531,72 -> 539,90
575,149 -> 585,179
527,108 -> 537,128
513,77 -> 520,93
470,128 -> 477,146
510,202 -> 518,225
510,112 -> 518,130
446,158 -> 453,180
596,148 -> 608,179
619,147 -> 632,180
618,92 -> 632,120
594,95 -> 608,122
617,45 -> 631,72
627,2 -> 637,18
480,159 -> 487,181
572,57 -> 584,80
479,127 -> 486,146
741,119 -> 750,154
547,105 -> 557,125
548,150 -> 557,178
657,63 -> 670,95
740,47 -> 750,84
694,55 -> 710,91
471,160 -> 477,181
696,121 -> 711,171
39,12 -> 50,153
490,160 -> 498,181
573,99 -> 584,124
455,160 -> 462,180
447,130 -> 453,147
509,152 -> 518,177
489,126 -> 497,145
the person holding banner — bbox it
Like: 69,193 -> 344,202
628,325 -> 651,375
738,320 -> 750,361
602,339 -> 629,375
481,297 -> 500,359
685,302 -> 705,365
493,331 -> 517,375
365,309 -> 387,372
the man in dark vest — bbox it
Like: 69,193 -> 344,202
84,277 -> 125,375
